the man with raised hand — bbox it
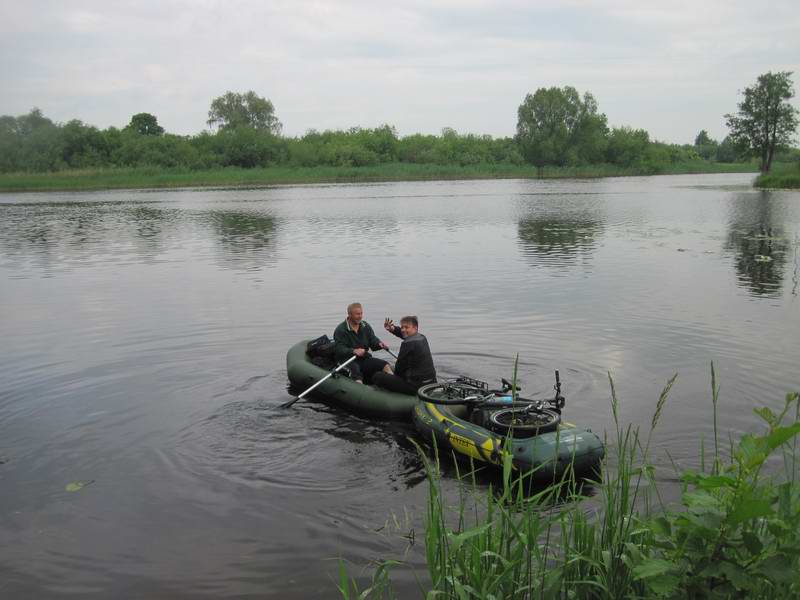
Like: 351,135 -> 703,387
373,315 -> 436,395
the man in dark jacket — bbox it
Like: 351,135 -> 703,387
373,315 -> 436,395
333,302 -> 391,383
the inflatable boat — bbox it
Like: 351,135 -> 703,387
413,375 -> 604,480
286,339 -> 417,418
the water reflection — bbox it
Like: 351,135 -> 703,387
517,216 -> 602,269
207,210 -> 280,271
0,201 -> 178,269
0,201 -> 282,274
0,202 -> 101,272
725,193 -> 790,297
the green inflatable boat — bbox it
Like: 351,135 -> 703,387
413,375 -> 604,480
286,339 -> 418,418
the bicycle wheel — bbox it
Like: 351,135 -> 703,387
418,382 -> 487,405
487,406 -> 560,437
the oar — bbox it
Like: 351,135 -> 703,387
383,347 -> 398,359
280,355 -> 358,409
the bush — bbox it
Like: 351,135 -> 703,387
607,126 -> 650,167
210,127 -> 284,168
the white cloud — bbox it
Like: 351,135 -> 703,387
0,0 -> 798,143
61,9 -> 111,33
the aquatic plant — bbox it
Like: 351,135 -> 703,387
339,364 -> 800,599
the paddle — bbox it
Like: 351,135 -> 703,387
280,355 -> 358,408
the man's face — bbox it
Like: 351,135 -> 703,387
348,306 -> 363,324
400,322 -> 417,337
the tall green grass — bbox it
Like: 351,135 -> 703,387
0,161 -> 757,193
755,162 -> 800,189
339,365 -> 800,599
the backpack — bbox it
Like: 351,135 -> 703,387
307,335 -> 335,359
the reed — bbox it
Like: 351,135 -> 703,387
340,366 -> 800,598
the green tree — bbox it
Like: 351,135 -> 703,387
516,86 -> 607,173
207,91 -> 282,134
396,133 -> 439,164
694,130 -> 712,146
0,115 -> 21,171
350,125 -> 398,162
210,127 -> 285,168
125,112 -> 165,136
606,126 -> 650,167
0,108 -> 64,171
693,129 -> 718,160
61,119 -> 109,167
715,135 -> 739,163
13,107 -> 54,136
725,71 -> 799,173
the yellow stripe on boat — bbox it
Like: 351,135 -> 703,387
426,402 -> 468,430
447,432 -> 483,461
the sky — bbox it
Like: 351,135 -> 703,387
1,0 -> 799,144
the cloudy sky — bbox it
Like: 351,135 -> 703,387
1,0 -> 798,144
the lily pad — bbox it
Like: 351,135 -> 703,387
65,480 -> 95,492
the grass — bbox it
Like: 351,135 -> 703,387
0,161 -> 757,193
339,364 -> 800,599
755,162 -> 800,189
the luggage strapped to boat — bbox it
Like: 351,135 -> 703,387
307,335 -> 336,359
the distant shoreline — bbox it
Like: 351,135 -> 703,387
0,162 -> 759,193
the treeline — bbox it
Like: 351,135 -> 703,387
0,110 -> 527,172
0,88 -> 762,175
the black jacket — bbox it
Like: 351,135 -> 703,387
389,327 -> 436,386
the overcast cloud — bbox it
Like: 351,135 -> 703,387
1,0 -> 798,143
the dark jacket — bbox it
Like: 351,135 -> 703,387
333,319 -> 382,362
388,326 -> 436,386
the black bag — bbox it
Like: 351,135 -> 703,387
307,335 -> 335,359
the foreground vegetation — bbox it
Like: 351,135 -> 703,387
0,161 -> 759,193
340,367 -> 800,599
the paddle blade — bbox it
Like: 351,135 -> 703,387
279,397 -> 300,409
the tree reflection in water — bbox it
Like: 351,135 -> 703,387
725,192 -> 790,298
0,200 -> 179,271
517,216 -> 602,270
208,210 -> 280,272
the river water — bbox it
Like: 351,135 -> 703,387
1,174 -> 798,598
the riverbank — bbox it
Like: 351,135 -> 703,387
0,161 -> 757,193
755,162 -> 800,189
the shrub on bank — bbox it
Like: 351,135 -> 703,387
755,162 -> 800,189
